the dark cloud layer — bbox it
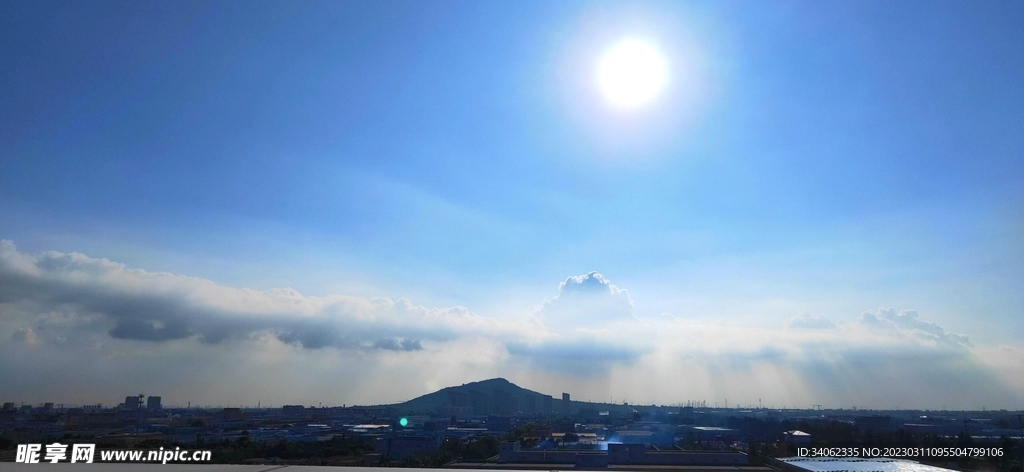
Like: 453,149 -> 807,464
373,338 -> 424,351
0,240 -> 507,350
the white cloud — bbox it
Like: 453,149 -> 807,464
0,242 -> 1020,408
785,312 -> 837,330
505,272 -> 649,373
0,240 -> 528,350
858,307 -> 972,347
11,327 -> 38,346
540,271 -> 635,330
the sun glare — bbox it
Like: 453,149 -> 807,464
597,39 -> 667,110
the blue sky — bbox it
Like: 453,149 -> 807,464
1,1 -> 1022,407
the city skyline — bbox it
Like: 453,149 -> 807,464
3,377 -> 1020,413
2,1 -> 1023,410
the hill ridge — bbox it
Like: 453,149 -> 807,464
385,377 -> 557,415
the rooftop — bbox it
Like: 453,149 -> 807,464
779,458 -> 957,472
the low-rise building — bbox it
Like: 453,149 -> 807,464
376,435 -> 443,460
783,430 -> 811,445
498,441 -> 748,466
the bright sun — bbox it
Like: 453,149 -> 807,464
597,39 -> 667,109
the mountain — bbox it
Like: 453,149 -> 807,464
389,378 -> 563,415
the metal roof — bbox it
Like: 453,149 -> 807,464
780,457 -> 957,472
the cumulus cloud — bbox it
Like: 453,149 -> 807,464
540,271 -> 634,329
0,240 -> 523,350
499,271 -> 650,373
780,308 -> 971,351
858,307 -> 972,347
11,327 -> 38,345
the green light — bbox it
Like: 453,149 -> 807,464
399,417 -> 408,427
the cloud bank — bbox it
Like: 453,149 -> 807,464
0,240 -> 1020,408
0,240 -> 524,350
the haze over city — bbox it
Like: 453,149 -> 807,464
1,1 -> 1023,411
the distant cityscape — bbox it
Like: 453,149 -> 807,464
2,378 -> 1022,470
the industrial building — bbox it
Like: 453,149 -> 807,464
123,396 -> 141,409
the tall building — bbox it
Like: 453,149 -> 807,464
448,391 -> 468,408
492,389 -> 517,415
147,396 -> 162,410
524,396 -> 537,414
469,390 -> 489,415
562,393 -> 571,415
124,396 -> 140,409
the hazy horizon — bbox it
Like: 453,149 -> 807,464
2,1 -> 1023,410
